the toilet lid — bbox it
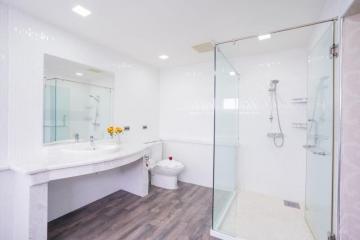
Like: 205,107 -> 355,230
156,159 -> 184,169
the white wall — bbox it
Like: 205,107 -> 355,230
0,170 -> 14,240
163,141 -> 213,187
159,62 -> 214,187
0,3 -> 9,163
0,5 -> 12,240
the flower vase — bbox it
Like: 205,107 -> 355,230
116,134 -> 121,144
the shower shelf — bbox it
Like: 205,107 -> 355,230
291,98 -> 307,104
292,122 -> 307,129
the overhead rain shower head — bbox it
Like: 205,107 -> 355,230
192,42 -> 214,53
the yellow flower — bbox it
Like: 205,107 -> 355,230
115,127 -> 123,134
107,125 -> 123,136
107,126 -> 115,136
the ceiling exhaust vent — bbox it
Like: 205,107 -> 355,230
192,42 -> 214,53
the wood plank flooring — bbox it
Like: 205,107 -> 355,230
48,182 -> 217,240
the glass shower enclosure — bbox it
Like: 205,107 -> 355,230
212,20 -> 336,240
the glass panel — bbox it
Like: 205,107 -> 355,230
305,23 -> 334,240
43,79 -> 57,143
213,48 -> 239,236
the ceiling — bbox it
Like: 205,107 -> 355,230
3,0 -> 328,68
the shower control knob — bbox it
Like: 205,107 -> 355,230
303,144 -> 315,149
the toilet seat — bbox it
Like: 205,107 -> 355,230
156,159 -> 184,169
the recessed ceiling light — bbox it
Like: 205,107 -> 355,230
158,55 -> 169,60
258,34 -> 271,41
75,72 -> 84,76
72,5 -> 92,17
229,71 -> 236,76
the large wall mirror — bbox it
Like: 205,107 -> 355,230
43,54 -> 114,144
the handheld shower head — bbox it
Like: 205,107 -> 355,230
269,80 -> 279,92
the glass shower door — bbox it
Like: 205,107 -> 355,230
213,47 -> 239,236
305,23 -> 334,240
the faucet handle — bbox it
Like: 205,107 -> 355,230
74,133 -> 79,142
89,135 -> 96,150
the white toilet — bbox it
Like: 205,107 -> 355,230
151,156 -> 184,190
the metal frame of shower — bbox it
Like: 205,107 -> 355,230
211,17 -> 340,240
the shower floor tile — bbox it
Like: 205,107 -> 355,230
219,191 -> 314,240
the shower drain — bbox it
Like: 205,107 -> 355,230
283,200 -> 301,209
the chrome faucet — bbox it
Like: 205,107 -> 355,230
90,135 -> 95,150
74,133 -> 79,143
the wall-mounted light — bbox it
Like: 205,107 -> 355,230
72,5 -> 92,17
258,34 -> 271,41
75,72 -> 84,76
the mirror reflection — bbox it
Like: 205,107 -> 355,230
43,54 -> 114,144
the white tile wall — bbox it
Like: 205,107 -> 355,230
159,62 -> 214,187
232,49 -> 307,202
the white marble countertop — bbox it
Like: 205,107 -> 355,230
9,141 -> 159,175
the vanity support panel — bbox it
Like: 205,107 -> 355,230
119,158 -> 149,197
13,172 -> 48,240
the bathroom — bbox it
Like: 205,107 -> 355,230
0,0 -> 359,240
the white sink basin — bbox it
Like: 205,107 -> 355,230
61,142 -> 121,155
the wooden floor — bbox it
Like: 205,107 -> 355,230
48,182 -> 217,240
